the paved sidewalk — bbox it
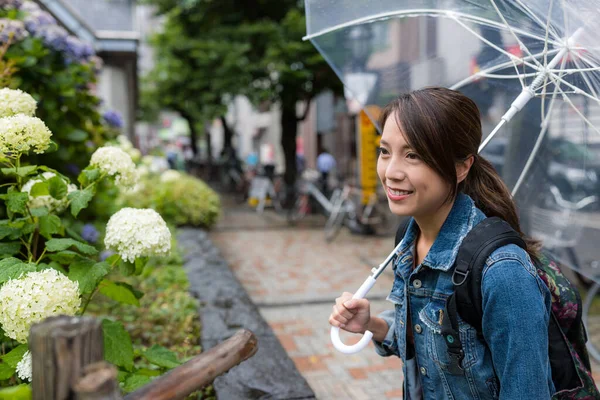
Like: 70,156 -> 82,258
210,196 -> 600,399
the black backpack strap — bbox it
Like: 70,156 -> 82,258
442,217 -> 527,374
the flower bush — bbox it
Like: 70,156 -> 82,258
0,88 -> 184,392
119,170 -> 221,228
0,1 -> 115,175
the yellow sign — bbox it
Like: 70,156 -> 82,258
358,106 -> 381,204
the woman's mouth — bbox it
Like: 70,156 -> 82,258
386,187 -> 414,201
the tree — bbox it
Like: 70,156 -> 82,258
142,0 -> 342,188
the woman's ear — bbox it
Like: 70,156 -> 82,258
456,155 -> 475,184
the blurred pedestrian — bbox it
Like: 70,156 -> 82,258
317,147 -> 336,196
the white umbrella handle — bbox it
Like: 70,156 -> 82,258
330,275 -> 376,354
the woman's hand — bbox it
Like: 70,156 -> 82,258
328,292 -> 371,334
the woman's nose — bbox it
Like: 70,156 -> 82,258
386,162 -> 406,182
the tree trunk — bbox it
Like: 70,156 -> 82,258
220,116 -> 234,156
179,111 -> 198,155
280,101 -> 298,187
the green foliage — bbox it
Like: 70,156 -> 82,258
0,9 -> 115,177
120,172 -> 221,228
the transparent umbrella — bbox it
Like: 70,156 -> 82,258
303,0 -> 600,353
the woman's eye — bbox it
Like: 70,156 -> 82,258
406,152 -> 420,160
377,147 -> 390,156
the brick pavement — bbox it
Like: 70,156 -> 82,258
210,197 -> 600,398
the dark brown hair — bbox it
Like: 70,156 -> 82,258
379,87 -> 540,260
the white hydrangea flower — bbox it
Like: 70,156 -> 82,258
0,269 -> 80,343
90,146 -> 137,187
16,351 -> 32,382
116,135 -> 133,150
21,172 -> 76,213
160,169 -> 181,183
0,114 -> 52,154
136,165 -> 149,177
0,88 -> 37,118
104,208 -> 171,263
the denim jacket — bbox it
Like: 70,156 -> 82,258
374,193 -> 555,399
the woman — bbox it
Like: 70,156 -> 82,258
329,87 -> 554,399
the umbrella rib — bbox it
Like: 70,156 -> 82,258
511,71 -> 564,197
544,72 -> 600,106
451,17 -> 540,72
571,57 -> 599,98
303,9 -> 562,46
514,0 -> 561,42
489,0 -> 545,71
450,49 -> 560,90
548,72 -> 600,136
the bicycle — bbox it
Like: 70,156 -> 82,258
287,170 -> 340,223
529,185 -> 600,363
323,183 -> 400,243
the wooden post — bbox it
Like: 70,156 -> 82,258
74,361 -> 122,400
30,315 -> 104,400
125,329 -> 258,400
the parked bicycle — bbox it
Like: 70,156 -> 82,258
287,169 -> 339,223
323,182 -> 401,242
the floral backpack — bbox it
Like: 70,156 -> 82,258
395,217 -> 600,399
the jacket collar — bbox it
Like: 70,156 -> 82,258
396,193 -> 483,272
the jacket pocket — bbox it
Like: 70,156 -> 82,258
420,298 -> 479,370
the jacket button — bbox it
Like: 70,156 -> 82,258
420,367 -> 427,376
412,279 -> 422,288
414,324 -> 422,334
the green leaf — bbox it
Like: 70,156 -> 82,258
98,280 -> 142,306
0,242 -> 21,256
47,176 -> 67,199
2,344 -> 28,368
134,257 -> 148,275
1,165 -> 37,178
0,258 -> 36,284
6,192 -> 29,215
45,141 -> 58,153
0,384 -> 31,399
78,168 -> 100,187
66,129 -> 88,142
123,374 -> 153,392
45,238 -> 98,255
38,215 -> 63,240
68,187 -> 94,217
30,181 -> 49,197
36,262 -> 67,275
142,345 -> 181,369
102,319 -> 134,371
69,261 -> 110,294
0,223 -> 21,240
118,260 -> 135,276
30,207 -> 49,217
48,250 -> 84,264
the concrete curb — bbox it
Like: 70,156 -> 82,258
178,228 -> 316,400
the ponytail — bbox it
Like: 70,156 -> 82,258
462,156 -> 541,262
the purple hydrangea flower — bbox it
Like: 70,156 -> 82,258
18,1 -> 39,12
23,10 -> 56,35
36,24 -> 68,52
81,224 -> 99,244
0,19 -> 29,43
0,0 -> 23,9
103,110 -> 123,129
99,249 -> 115,261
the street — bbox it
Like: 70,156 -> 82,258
210,196 -> 600,399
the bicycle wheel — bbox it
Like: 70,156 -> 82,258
324,199 -> 347,242
582,282 -> 600,364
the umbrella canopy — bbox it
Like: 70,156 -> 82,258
305,0 -> 600,281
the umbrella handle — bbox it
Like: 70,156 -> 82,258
330,276 -> 376,354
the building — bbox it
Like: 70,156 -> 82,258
36,0 -> 139,138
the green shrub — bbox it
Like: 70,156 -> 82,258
120,171 -> 221,229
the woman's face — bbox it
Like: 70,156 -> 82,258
377,114 -> 451,218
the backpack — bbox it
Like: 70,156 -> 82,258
395,217 -> 600,399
